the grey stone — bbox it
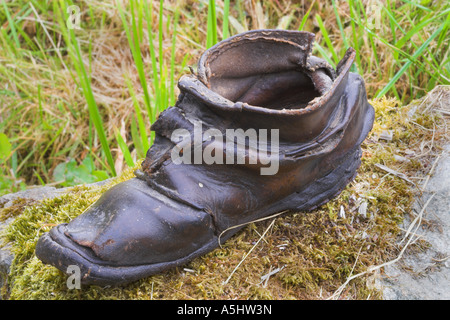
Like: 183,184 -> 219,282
0,217 -> 14,297
381,144 -> 450,300
0,185 -> 71,298
0,179 -> 112,299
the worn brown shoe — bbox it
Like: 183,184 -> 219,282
36,29 -> 374,286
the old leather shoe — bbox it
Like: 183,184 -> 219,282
36,30 -> 374,286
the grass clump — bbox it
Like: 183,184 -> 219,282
2,89 -> 448,299
0,0 -> 449,196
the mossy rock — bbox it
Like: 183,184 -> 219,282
0,96 -> 446,300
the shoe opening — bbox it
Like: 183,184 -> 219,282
198,30 -> 335,110
210,69 -> 324,110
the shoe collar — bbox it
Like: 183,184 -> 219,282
179,29 -> 356,117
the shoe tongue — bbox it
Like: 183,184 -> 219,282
197,30 -> 335,109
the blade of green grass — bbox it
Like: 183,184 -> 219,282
437,10 -> 450,48
34,170 -> 45,185
137,0 -> 144,43
1,0 -> 21,50
356,0 -> 379,69
207,0 -> 218,48
40,126 -> 64,162
347,7 -> 447,89
315,13 -> 338,64
313,43 -> 336,68
125,75 -> 149,154
331,0 -> 349,50
57,0 -> 116,176
0,29 -> 13,58
393,12 -> 435,60
160,63 -> 168,112
143,0 -> 159,125
0,133 -> 12,161
32,1 -> 69,73
348,0 -> 361,73
298,0 -> 314,31
223,0 -> 230,39
170,7 -> 180,106
11,7 -> 37,52
376,23 -> 446,98
0,63 -> 33,97
116,129 -> 135,168
398,0 -> 433,13
117,0 -> 152,118
158,0 -> 164,77
130,117 -> 144,159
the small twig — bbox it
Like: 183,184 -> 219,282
222,218 -> 276,285
262,266 -> 272,287
252,228 -> 269,245
218,210 -> 288,247
421,153 -> 442,191
29,3 -> 69,72
399,193 -> 434,245
435,109 -> 450,116
150,281 -> 154,300
420,86 -> 445,115
431,255 -> 449,263
259,265 -> 286,286
397,227 -> 424,240
374,163 -> 415,185
410,120 -> 436,132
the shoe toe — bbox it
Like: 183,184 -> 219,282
53,178 -> 216,267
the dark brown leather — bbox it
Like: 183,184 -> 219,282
35,30 -> 374,286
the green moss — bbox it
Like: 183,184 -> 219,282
0,198 -> 38,222
1,97 -> 446,300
